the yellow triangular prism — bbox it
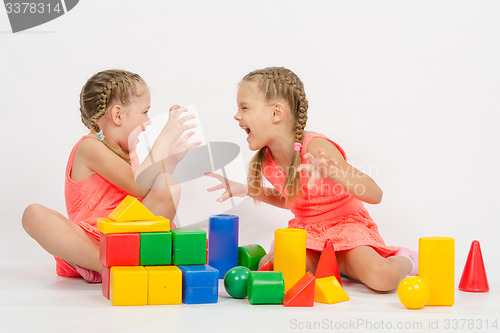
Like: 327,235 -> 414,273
314,276 -> 349,304
109,196 -> 156,221
97,217 -> 170,234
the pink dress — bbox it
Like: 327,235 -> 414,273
262,132 -> 399,256
55,135 -> 174,276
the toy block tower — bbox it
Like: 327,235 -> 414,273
97,195 -> 218,306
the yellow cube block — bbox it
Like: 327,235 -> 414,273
146,266 -> 182,305
314,276 -> 349,304
97,217 -> 170,234
109,195 -> 157,221
110,266 -> 148,306
418,237 -> 455,306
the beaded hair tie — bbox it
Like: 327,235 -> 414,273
96,130 -> 105,142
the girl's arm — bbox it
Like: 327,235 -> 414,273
299,138 -> 383,204
251,186 -> 288,209
76,138 -> 151,198
205,172 -> 288,209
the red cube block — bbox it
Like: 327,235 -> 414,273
102,265 -> 110,299
100,232 -> 140,267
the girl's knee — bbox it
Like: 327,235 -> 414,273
167,175 -> 181,205
365,261 -> 401,291
22,204 -> 46,235
152,174 -> 181,203
306,249 -> 321,274
258,252 -> 274,269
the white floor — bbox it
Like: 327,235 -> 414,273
1,258 -> 498,333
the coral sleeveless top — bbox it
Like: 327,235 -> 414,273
263,132 -> 399,255
65,135 -> 138,240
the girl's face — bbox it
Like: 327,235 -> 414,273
120,85 -> 151,151
235,81 -> 274,151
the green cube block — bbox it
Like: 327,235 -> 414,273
238,244 -> 266,271
247,271 -> 285,305
171,227 -> 207,265
140,232 -> 172,265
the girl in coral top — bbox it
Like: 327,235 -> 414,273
207,67 -> 417,291
23,69 -> 199,282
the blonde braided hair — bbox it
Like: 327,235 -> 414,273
79,69 -> 146,163
243,67 -> 309,204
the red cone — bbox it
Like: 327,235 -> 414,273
459,240 -> 489,292
315,239 -> 342,286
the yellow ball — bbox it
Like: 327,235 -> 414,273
397,276 -> 430,309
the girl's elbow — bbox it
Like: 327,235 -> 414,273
373,188 -> 383,204
365,188 -> 383,205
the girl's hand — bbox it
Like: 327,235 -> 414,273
161,105 -> 201,162
167,130 -> 201,164
205,172 -> 248,202
160,105 -> 195,145
296,150 -> 339,188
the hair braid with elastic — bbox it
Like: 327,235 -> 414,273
243,67 -> 309,204
79,69 -> 146,163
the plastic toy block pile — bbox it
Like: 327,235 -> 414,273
97,196 -> 350,306
98,196 -> 490,308
98,196 -> 214,305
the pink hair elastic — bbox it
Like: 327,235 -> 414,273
294,142 -> 303,152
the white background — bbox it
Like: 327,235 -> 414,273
0,1 -> 498,332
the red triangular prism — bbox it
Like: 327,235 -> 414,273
258,260 -> 273,271
459,240 -> 489,292
315,239 -> 342,286
283,272 -> 315,307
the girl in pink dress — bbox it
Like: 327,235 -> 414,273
23,69 -> 199,282
207,67 -> 417,291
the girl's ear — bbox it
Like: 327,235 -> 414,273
272,102 -> 286,123
109,105 -> 123,126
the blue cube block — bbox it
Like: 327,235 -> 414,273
178,265 -> 219,304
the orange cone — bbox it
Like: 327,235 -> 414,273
458,240 -> 489,292
315,239 -> 342,286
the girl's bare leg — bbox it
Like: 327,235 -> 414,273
22,204 -> 101,273
337,246 -> 411,291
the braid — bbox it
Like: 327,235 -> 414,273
285,74 -> 309,144
89,79 -> 116,133
243,67 -> 309,204
79,70 -> 146,164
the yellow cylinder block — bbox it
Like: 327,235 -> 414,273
418,237 -> 455,306
274,228 -> 307,291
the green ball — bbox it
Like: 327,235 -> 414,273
224,266 -> 251,298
